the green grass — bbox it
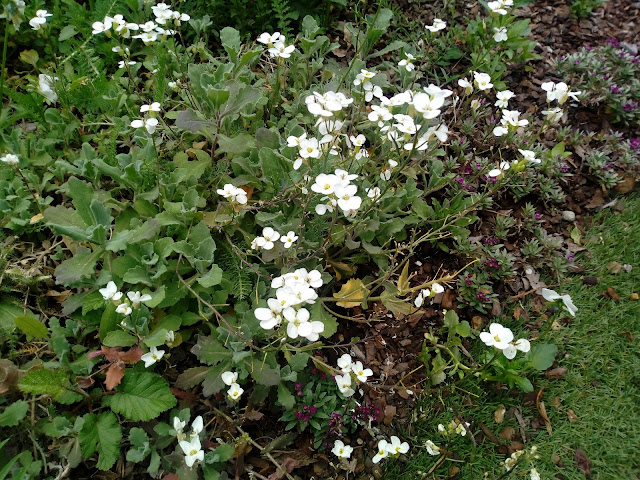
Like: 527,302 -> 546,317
385,194 -> 640,479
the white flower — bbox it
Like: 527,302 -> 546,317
354,69 -> 376,86
221,371 -> 238,386
268,41 -> 295,59
493,126 -> 509,137
38,74 -> 58,103
257,32 -> 281,45
284,307 -> 312,339
29,9 -> 52,30
368,105 -> 393,126
259,227 -> 280,250
458,77 -> 473,95
541,81 -> 581,104
426,18 -> 446,32
487,0 -> 513,15
216,184 -> 247,204
425,440 -> 440,455
173,417 -> 186,435
99,281 -> 123,301
473,71 -> 493,90
542,107 -> 563,123
431,282 -> 444,294
0,153 -> 19,166
493,26 -> 508,42
179,436 -> 204,467
372,439 -> 389,463
381,159 -> 398,181
190,416 -> 203,437
350,134 -> 366,148
335,373 -> 355,397
398,53 -> 416,72
304,269 -> 323,289
311,173 -> 340,195
280,231 -> 298,249
503,337 -> 531,359
140,102 -> 161,113
518,149 -> 540,164
541,288 -> 577,316
337,353 -> 353,373
115,303 -> 132,316
254,298 -> 284,329
227,383 -> 244,401
479,323 -> 514,350
132,31 -> 157,44
335,184 -> 362,213
165,330 -> 175,345
299,138 -> 321,159
530,468 -> 541,480
131,117 -> 159,135
332,440 -> 353,458
286,132 -> 307,147
118,60 -> 137,69
387,436 -> 410,455
495,90 -> 515,109
366,187 -> 381,201
501,109 -> 529,128
127,291 -> 152,306
352,361 -> 373,382
92,18 -> 113,34
413,92 -> 445,119
141,346 -> 165,367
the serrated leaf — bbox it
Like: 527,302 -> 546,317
126,427 -> 151,463
108,372 -> 176,421
191,336 -> 232,365
0,400 -> 29,426
333,278 -> 369,308
277,382 -> 295,410
14,315 -> 48,338
18,368 -> 77,401
310,302 -> 338,338
54,247 -> 103,285
79,412 -> 122,470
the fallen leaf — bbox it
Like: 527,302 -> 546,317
620,331 -> 634,342
581,276 -> 600,285
536,389 -> 552,436
603,287 -> 620,301
105,363 -> 124,391
567,409 -> 578,423
383,405 -> 396,426
494,405 -> 506,424
546,367 -> 568,379
630,293 -> 639,301
614,175 -> 635,194
499,427 -> 515,440
606,261 -> 623,274
585,190 -> 604,209
574,449 -> 592,475
478,423 -> 501,444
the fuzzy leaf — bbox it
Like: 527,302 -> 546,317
18,368 -> 77,401
79,412 -> 122,470
54,247 -> 103,285
0,400 -> 29,426
107,372 -> 176,421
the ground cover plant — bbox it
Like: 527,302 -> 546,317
0,0 -> 638,478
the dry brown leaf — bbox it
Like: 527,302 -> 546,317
105,363 -> 125,391
567,409 -> 578,423
575,449 -> 592,475
546,367 -> 568,379
499,427 -> 515,440
606,261 -> 623,274
630,293 -> 639,301
494,405 -> 506,424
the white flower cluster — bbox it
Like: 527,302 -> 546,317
91,1 -> 189,43
353,69 -> 383,102
493,109 -> 529,137
334,353 -> 373,397
99,281 -> 152,316
312,169 -> 362,217
541,81 -> 581,105
414,282 -> 445,307
251,227 -> 298,250
253,269 -> 324,341
438,419 -> 469,437
541,288 -> 577,316
372,436 -> 410,463
305,91 -> 354,118
29,9 -> 52,30
174,416 -> 205,467
257,32 -> 295,59
0,153 -> 19,166
216,183 -> 248,204
221,371 -> 244,401
479,323 -> 531,359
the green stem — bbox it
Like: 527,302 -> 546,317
0,17 -> 10,113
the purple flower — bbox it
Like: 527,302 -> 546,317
535,213 -> 542,220
585,45 -> 593,51
629,138 -> 640,151
611,86 -> 622,94
607,38 -> 620,47
622,102 -> 638,112
476,291 -> 489,302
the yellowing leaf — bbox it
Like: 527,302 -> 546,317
333,279 -> 369,308
397,261 -> 410,295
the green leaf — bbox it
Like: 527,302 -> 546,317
103,330 -> 137,347
513,375 -> 534,392
198,264 -> 223,288
44,205 -> 90,241
18,368 -> 79,402
208,443 -> 234,463
126,427 -> 151,463
288,352 -> 310,372
58,25 -> 77,41
192,336 -> 232,365
67,177 -> 96,226
0,400 -> 29,426
143,328 -> 168,348
309,302 -> 338,338
277,382 -> 295,410
0,300 -> 29,334
217,133 -> 255,154
82,291 -> 105,316
175,109 -> 215,132
54,247 -> 103,285
14,315 -> 48,339
79,412 -> 122,470
526,343 -> 558,371
220,27 -> 241,61
455,321 -> 471,337
107,372 -> 176,421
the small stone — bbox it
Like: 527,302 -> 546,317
562,210 -> 576,221
620,42 -> 638,55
